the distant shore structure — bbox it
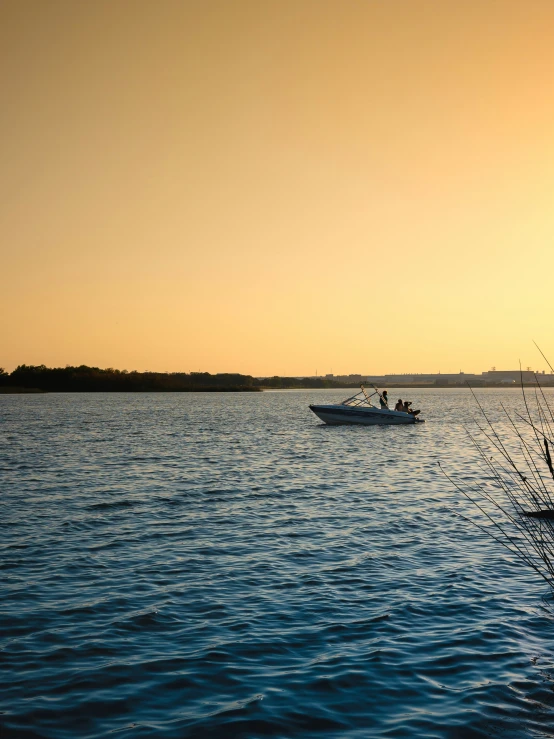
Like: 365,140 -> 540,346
258,370 -> 554,387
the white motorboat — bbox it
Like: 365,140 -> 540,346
309,386 -> 424,426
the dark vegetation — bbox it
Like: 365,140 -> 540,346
0,365 -> 355,393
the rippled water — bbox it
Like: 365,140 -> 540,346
2,389 -> 554,738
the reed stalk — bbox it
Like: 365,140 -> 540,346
443,362 -> 554,590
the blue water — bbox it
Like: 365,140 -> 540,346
2,389 -> 554,739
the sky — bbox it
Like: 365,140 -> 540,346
2,0 -> 554,376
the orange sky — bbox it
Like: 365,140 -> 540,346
2,0 -> 554,375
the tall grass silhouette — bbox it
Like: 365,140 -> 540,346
442,347 -> 554,589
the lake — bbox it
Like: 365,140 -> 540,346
2,388 -> 554,738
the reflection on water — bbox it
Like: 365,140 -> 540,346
1,389 -> 554,738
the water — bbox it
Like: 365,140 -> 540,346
2,388 -> 554,738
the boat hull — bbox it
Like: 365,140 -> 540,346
309,404 -> 422,425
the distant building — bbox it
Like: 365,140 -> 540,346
333,374 -> 364,384
481,370 -> 538,383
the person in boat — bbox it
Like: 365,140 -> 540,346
395,398 -> 404,412
380,390 -> 389,409
403,400 -> 421,416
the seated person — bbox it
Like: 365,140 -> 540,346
403,400 -> 421,416
395,398 -> 404,411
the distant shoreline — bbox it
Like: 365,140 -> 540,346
0,386 -> 261,394
0,386 -> 46,394
3,364 -> 553,394
2,384 -> 552,394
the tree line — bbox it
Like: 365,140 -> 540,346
0,365 -> 353,392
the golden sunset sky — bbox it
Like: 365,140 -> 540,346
2,0 -> 554,375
